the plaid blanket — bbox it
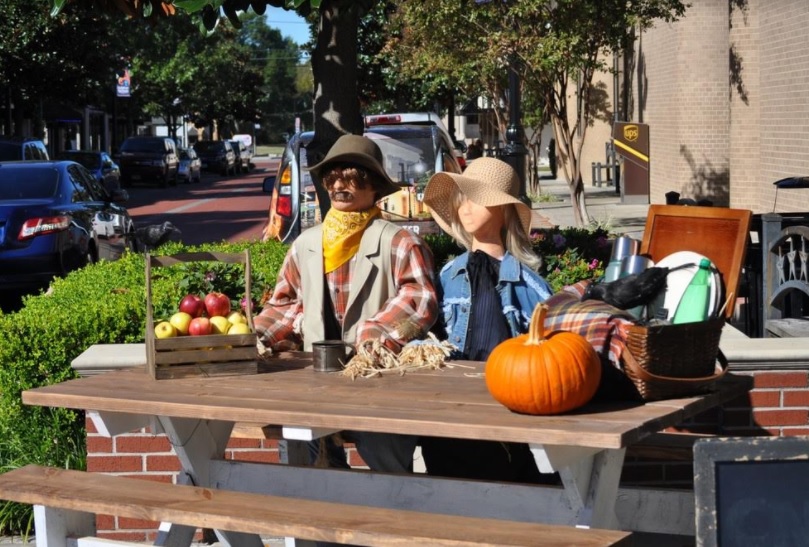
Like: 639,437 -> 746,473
543,281 -> 637,370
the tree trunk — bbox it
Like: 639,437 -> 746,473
550,112 -> 590,227
306,0 -> 366,218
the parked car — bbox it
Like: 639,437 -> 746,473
365,111 -> 468,169
116,136 -> 179,188
57,150 -> 121,194
262,123 -> 462,243
229,140 -> 252,174
0,160 -> 135,297
194,140 -> 236,176
177,147 -> 202,184
0,136 -> 50,161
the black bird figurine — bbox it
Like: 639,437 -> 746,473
583,266 -> 678,310
133,221 -> 182,252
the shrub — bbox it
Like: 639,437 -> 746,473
0,239 -> 288,535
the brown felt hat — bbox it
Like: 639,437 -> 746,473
306,134 -> 403,198
423,157 -> 532,236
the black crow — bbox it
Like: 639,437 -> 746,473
133,221 -> 182,251
583,266 -> 678,310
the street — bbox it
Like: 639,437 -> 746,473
125,156 -> 279,247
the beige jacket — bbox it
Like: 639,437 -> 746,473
294,218 -> 400,350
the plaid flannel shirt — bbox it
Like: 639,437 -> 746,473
254,229 -> 437,352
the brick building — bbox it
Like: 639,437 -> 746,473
583,0 -> 809,213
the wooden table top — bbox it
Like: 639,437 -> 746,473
23,353 -> 751,450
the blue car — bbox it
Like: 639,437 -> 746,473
57,150 -> 122,195
0,160 -> 136,297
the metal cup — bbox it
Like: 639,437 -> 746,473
619,254 -> 654,278
610,236 -> 641,263
311,340 -> 352,372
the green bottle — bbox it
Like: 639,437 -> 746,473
672,258 -> 712,324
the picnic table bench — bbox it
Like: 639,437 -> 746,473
0,464 -> 631,547
5,352 -> 751,546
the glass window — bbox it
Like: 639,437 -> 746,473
68,165 -> 94,202
0,168 -> 58,199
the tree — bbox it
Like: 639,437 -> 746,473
1,1 -> 134,137
48,0 -> 380,216
387,0 -> 687,227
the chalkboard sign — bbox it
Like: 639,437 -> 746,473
694,436 -> 809,547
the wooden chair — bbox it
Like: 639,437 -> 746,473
639,204 -> 753,320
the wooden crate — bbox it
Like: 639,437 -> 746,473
145,251 -> 258,380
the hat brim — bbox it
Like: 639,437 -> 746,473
306,152 -> 403,199
423,171 -> 532,237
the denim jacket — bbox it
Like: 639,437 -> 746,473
440,251 -> 553,357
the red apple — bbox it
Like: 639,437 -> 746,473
204,292 -> 231,318
188,316 -> 212,336
178,294 -> 205,318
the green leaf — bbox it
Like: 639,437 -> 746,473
142,1 -> 153,18
174,0 -> 212,13
49,0 -> 67,17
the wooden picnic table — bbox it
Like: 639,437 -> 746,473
21,352 -> 751,545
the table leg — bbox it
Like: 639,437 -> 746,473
156,417 -> 264,547
529,444 -> 626,529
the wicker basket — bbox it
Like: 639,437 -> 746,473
622,317 -> 728,401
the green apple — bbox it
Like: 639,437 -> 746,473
209,315 -> 232,335
227,323 -> 251,335
227,311 -> 248,325
169,311 -> 193,336
154,321 -> 177,339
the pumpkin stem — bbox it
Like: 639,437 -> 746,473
525,303 -> 549,345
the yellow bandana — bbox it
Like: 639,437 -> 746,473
322,206 -> 381,273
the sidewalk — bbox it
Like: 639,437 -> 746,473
531,175 -> 650,239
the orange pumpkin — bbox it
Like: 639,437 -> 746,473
485,303 -> 602,415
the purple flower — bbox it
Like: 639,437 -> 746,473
596,236 -> 609,248
589,259 -> 599,270
205,271 -> 216,283
553,234 -> 566,248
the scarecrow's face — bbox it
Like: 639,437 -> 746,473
458,196 -> 505,241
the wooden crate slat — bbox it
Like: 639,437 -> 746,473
154,346 -> 258,366
145,250 -> 258,379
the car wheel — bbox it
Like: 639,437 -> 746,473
160,170 -> 169,188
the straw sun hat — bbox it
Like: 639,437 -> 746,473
423,157 -> 532,237
305,134 -> 403,198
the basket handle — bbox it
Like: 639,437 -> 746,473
622,348 -> 729,384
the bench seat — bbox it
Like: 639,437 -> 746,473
0,465 -> 631,546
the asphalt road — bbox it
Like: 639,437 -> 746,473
125,156 -> 280,247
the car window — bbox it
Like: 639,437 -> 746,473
67,165 -> 95,202
34,143 -> 49,160
23,144 -> 37,160
0,167 -> 59,199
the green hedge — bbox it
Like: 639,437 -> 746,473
0,227 -> 609,535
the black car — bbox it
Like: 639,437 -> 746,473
0,136 -> 50,161
194,140 -> 236,176
0,160 -> 135,296
117,136 -> 179,187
